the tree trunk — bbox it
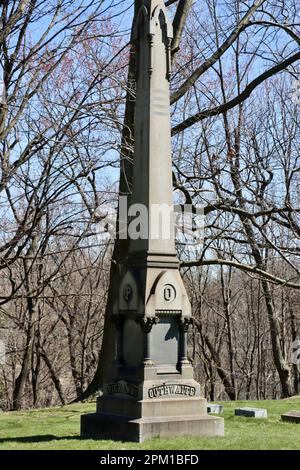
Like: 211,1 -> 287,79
12,299 -> 36,410
194,318 -> 236,400
41,350 -> 66,405
67,315 -> 83,398
290,307 -> 299,395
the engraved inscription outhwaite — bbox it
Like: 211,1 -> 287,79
148,384 -> 196,398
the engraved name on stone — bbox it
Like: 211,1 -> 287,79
148,384 -> 196,399
107,382 -> 138,398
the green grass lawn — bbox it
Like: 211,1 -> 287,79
0,398 -> 299,450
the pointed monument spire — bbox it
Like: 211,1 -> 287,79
81,2 -> 224,442
129,0 -> 175,256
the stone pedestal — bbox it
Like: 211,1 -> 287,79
81,407 -> 224,442
81,373 -> 224,441
81,359 -> 223,441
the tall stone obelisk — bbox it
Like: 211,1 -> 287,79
81,0 -> 224,442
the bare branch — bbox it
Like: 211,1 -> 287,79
171,0 -> 267,104
172,50 -> 300,134
181,258 -> 300,289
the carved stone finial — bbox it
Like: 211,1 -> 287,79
137,315 -> 159,333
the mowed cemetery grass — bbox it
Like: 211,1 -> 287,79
0,398 -> 299,450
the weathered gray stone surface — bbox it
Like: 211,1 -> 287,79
151,316 -> 179,366
235,407 -> 267,418
281,411 -> 300,423
207,404 -> 223,414
80,0 -> 224,441
98,396 -> 206,417
81,412 -> 224,442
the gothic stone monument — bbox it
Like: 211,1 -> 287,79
81,0 -> 224,442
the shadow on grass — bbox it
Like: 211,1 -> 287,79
27,408 -> 84,414
0,434 -> 83,443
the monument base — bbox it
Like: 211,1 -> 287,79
80,397 -> 224,442
81,413 -> 224,442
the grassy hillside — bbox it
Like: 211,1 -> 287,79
0,398 -> 299,450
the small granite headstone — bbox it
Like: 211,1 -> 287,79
281,411 -> 300,423
207,404 -> 223,414
235,407 -> 267,419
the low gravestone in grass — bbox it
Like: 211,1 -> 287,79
235,407 -> 267,418
207,404 -> 223,414
281,411 -> 300,423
